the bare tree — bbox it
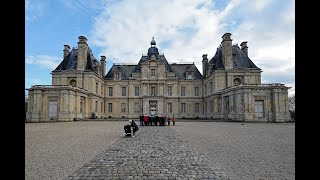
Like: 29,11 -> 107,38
288,94 -> 295,120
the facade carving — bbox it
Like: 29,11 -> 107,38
26,33 -> 291,122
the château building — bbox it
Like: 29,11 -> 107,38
26,33 -> 290,122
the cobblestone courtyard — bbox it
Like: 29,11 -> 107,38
25,121 -> 295,180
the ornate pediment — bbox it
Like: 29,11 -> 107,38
254,96 -> 266,100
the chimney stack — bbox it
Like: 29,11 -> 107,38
240,41 -> 248,56
100,56 -> 106,77
202,54 -> 208,77
221,33 -> 233,70
63,45 -> 70,59
77,36 -> 88,71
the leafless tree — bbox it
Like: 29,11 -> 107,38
288,94 -> 295,120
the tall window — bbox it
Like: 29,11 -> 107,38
115,73 -> 120,80
122,87 -> 126,96
96,82 -> 98,94
134,102 -> 140,113
101,85 -> 103,95
195,103 -> 200,113
109,87 -> 113,96
108,103 -> 112,113
151,86 -> 156,96
151,69 -> 156,77
101,102 -> 103,112
167,86 -> 172,96
205,102 -> 207,113
224,96 -> 230,113
210,81 -> 213,93
181,103 -> 186,113
205,84 -> 207,95
181,86 -> 185,96
210,101 -> 213,112
135,86 -> 140,96
194,86 -> 199,96
167,102 -> 173,113
255,100 -> 264,118
95,101 -> 98,112
121,103 -> 126,113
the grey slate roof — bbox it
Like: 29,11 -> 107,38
208,45 -> 260,71
105,65 -> 137,80
133,54 -> 173,73
53,47 -> 100,73
170,63 -> 203,80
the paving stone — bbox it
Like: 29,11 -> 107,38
65,126 -> 233,179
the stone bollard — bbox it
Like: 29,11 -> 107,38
131,127 -> 133,137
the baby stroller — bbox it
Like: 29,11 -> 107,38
124,125 -> 132,136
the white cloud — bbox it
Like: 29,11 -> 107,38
26,55 -> 61,70
25,0 -> 45,22
88,0 -> 294,94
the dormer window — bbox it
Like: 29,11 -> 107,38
115,73 -> 120,80
151,55 -> 156,60
187,72 -> 192,80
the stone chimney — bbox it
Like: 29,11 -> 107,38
202,54 -> 208,78
100,56 -> 106,77
240,41 -> 248,56
63,45 -> 70,59
77,36 -> 88,71
221,33 -> 233,70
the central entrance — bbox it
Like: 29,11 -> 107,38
149,101 -> 157,116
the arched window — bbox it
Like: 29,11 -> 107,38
69,79 -> 76,87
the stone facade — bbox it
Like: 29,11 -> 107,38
26,33 -> 291,122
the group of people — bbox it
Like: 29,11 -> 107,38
139,114 -> 176,126
124,114 -> 176,137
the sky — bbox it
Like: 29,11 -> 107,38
25,0 -> 295,96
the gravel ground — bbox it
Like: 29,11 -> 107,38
25,121 -> 126,180
25,121 -> 295,180
173,122 -> 295,180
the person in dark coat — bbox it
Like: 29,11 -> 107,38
129,119 -> 139,137
139,114 -> 144,126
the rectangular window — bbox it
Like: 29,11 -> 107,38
96,82 -> 98,94
101,102 -> 103,112
115,73 -> 120,80
167,86 -> 172,96
167,102 -> 172,113
101,85 -> 103,95
151,69 -> 156,77
135,86 -> 140,96
108,103 -> 112,113
181,103 -> 186,113
255,100 -> 264,118
95,101 -> 98,112
122,87 -> 126,96
109,87 -> 113,96
121,103 -> 126,113
224,96 -> 230,113
205,102 -> 207,113
195,103 -> 199,113
205,84 -> 207,95
210,81 -> 213,93
181,86 -> 185,96
151,86 -> 156,96
195,86 -> 199,96
134,102 -> 140,113
210,101 -> 213,112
